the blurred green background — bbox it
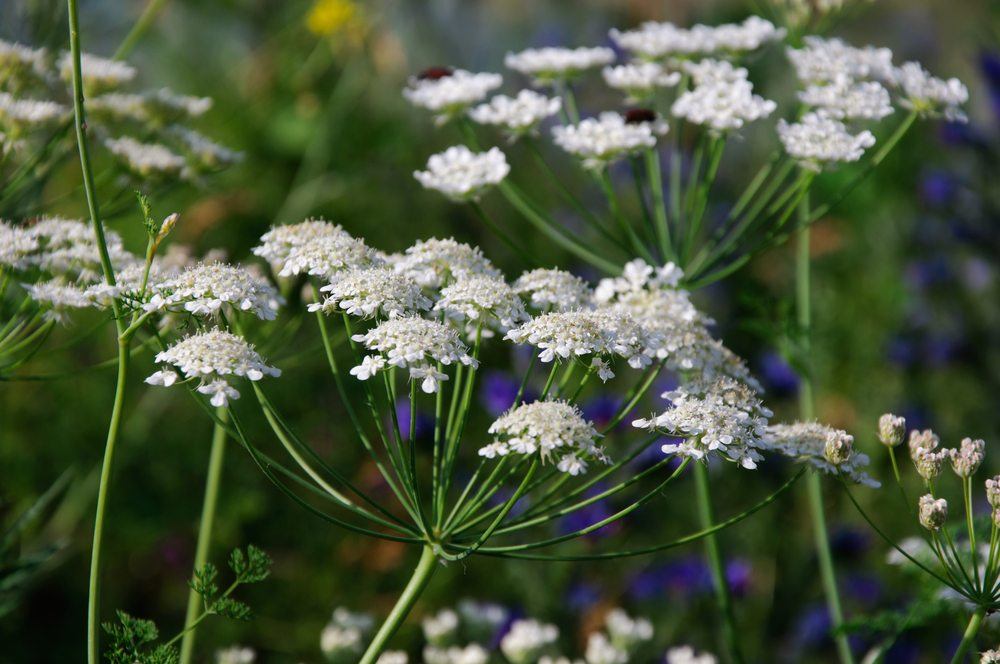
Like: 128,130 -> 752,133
2,0 -> 999,661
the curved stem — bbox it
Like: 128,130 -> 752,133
358,546 -> 438,664
949,606 -> 986,664
179,408 -> 228,664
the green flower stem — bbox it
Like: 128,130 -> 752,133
601,360 -> 665,433
440,326 -> 483,503
383,372 -> 429,531
113,0 -> 170,59
539,362 -> 560,400
645,148 -> 675,262
797,195 -> 854,664
949,606 -> 986,664
555,80 -> 580,124
964,477 -> 981,588
469,200 -> 537,266
179,408 -> 228,664
628,156 -> 661,255
683,137 -> 725,263
359,546 -> 438,664
598,170 -> 655,263
693,461 -> 744,664
447,459 -> 529,534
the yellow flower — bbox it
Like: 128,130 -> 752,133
306,0 -> 364,38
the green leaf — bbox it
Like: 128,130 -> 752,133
103,610 -> 178,664
135,190 -> 157,238
190,562 -> 218,600
213,597 -> 252,621
229,544 -> 271,584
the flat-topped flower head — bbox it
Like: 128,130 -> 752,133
424,644 -> 489,664
514,267 -> 594,312
146,328 -> 280,407
892,61 -> 969,122
394,237 -> 501,289
24,280 -> 93,322
24,216 -> 130,280
469,90 -> 562,138
552,112 -> 666,171
918,494 -> 947,531
277,231 -> 379,279
602,62 -> 681,102
610,16 -> 784,60
633,377 -> 771,469
763,422 -> 878,486
605,608 -> 653,652
253,219 -> 368,275
146,261 -> 282,320
950,437 -> 985,478
706,16 -> 787,54
171,128 -> 243,170
89,88 -> 212,126
798,77 -> 894,121
504,46 -> 614,85
500,619 -> 560,664
480,400 -> 605,475
585,633 -> 627,664
309,266 -> 431,319
414,146 -> 509,201
778,112 -> 875,171
666,646 -> 717,664
434,275 -> 529,335
672,78 -> 775,133
58,51 -> 137,91
349,316 -> 477,393
0,220 -> 39,270
786,37 -> 894,84
105,136 -> 187,179
682,59 -> 751,85
403,69 -> 502,123
0,93 -> 70,133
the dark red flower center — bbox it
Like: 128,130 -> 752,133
624,108 -> 658,124
418,67 -> 455,81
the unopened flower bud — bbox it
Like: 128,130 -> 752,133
156,212 -> 179,242
878,413 -> 906,447
824,431 -> 853,466
950,437 -> 985,478
913,447 -> 948,482
986,476 -> 1000,509
908,429 -> 939,461
993,508 -> 1000,530
918,494 -> 947,531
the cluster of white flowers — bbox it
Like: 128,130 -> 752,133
144,262 -> 282,320
104,136 -> 187,179
171,126 -> 244,169
0,39 -> 48,85
0,92 -> 69,132
552,111 -> 666,170
309,265 -> 431,319
982,649 -> 1000,664
423,608 -> 460,646
797,77 -> 893,121
22,280 -> 93,322
215,646 -> 256,664
950,436 -> 985,478
434,275 -> 529,335
404,68 -> 503,123
671,65 -> 775,133
917,494 -> 948,531
0,220 -> 39,270
254,219 -> 367,276
58,51 -> 138,90
909,429 -> 950,482
469,90 -> 562,137
504,47 -> 615,85
89,88 -> 212,126
479,400 -> 605,476
392,237 -> 501,289
320,607 -> 375,664
585,633 -> 628,664
274,230 -> 378,279
500,619 -> 560,664
602,62 -> 681,103
610,16 -> 785,59
893,61 -> 969,122
456,599 -> 509,640
145,328 -> 280,407
424,643 -> 490,664
665,646 -> 718,664
763,422 -> 879,487
349,316 -> 477,393
514,267 -> 594,312
786,37 -> 895,84
414,146 -> 510,201
777,113 -> 876,170
634,377 -> 771,469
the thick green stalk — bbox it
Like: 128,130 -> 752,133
645,148 -> 674,261
949,606 -> 986,664
797,197 -> 854,664
179,408 -> 228,664
693,462 -> 743,664
358,546 -> 438,664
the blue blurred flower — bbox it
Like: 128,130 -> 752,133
627,557 -> 712,601
979,51 -> 1000,122
842,573 -> 883,607
725,558 -> 753,598
566,581 -> 602,611
583,394 -> 623,431
829,526 -> 870,560
757,351 -> 799,397
918,169 -> 957,208
480,371 -> 525,417
905,257 -> 952,290
792,604 -> 831,649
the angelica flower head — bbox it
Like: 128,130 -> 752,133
918,494 -> 948,531
552,111 -> 666,171
878,413 -> 906,447
634,377 -> 771,470
394,237 -> 501,289
403,68 -> 502,123
798,77 -> 894,121
480,400 -> 606,476
604,608 -> 653,652
950,437 -> 985,478
892,61 -> 969,122
104,136 -> 187,179
602,62 -> 681,102
23,280 -> 93,322
500,619 -> 560,664
665,646 -> 718,664
146,329 -> 280,407
24,216 -> 131,281
253,219 -> 374,277
434,275 -> 529,335
414,146 -> 510,202
514,267 -> 594,312
504,46 -> 614,85
786,37 -> 895,84
672,78 -> 776,133
422,608 -> 459,646
58,51 -> 137,91
350,316 -> 477,393
778,112 -> 875,171
145,261 -> 282,320
763,422 -> 878,487
585,633 -> 628,664
469,90 -> 562,138
309,266 -> 431,319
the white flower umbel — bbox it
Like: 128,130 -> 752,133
500,619 -> 560,664
585,633 -> 628,664
672,78 -> 775,133
480,400 -> 606,475
982,649 -> 1000,664
457,599 -> 509,640
393,237 -> 502,289
146,329 -> 280,407
146,261 -> 282,320
215,646 -> 256,664
763,422 -> 879,487
798,77 -> 894,121
552,111 -> 666,171
893,61 -> 969,122
349,316 -> 477,393
777,112 -> 876,171
504,47 -> 614,85
918,494 -> 948,531
0,93 -> 70,131
681,59 -> 751,85
514,267 -> 594,312
610,16 -> 784,60
414,146 -> 510,202
786,37 -> 895,84
424,644 -> 490,664
253,219 -> 376,277
403,68 -> 502,123
26,216 -> 130,280
469,90 -> 562,138
602,62 -> 681,102
171,127 -> 243,169
422,608 -> 460,646
604,608 -> 653,652
104,136 -> 187,179
665,646 -> 718,664
375,652 -> 409,664
0,39 -> 48,84
58,51 -> 137,90
434,275 -> 529,335
0,221 -> 39,270
634,377 -> 772,469
23,280 -> 93,322
310,266 -> 431,319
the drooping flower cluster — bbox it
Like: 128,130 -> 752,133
479,400 -> 605,476
414,146 -> 510,201
146,328 -> 280,407
763,422 -> 879,487
552,112 -> 666,170
309,266 -> 432,319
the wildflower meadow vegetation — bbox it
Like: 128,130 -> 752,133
1,0 -> 997,662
